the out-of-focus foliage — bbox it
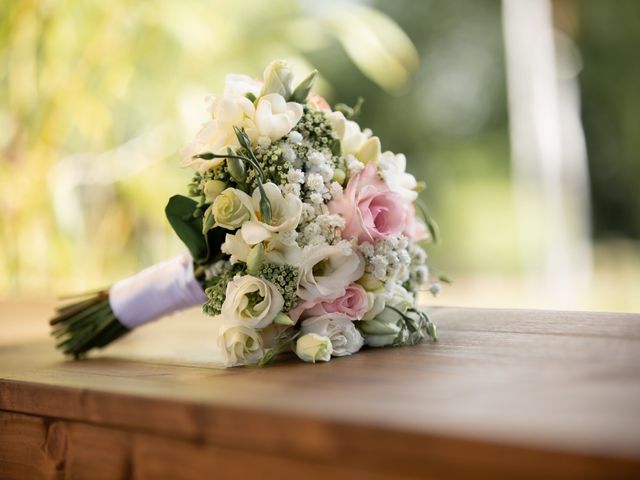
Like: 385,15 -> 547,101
578,1 -> 640,239
1,0 -> 638,311
0,0 -> 418,293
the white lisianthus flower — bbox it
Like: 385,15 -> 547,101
363,283 -> 414,321
295,333 -> 333,363
212,188 -> 252,230
221,275 -> 284,328
300,314 -> 364,357
326,111 -> 381,165
238,183 -> 303,245
218,324 -> 265,366
180,94 -> 255,172
248,93 -> 303,142
298,243 -> 365,300
378,151 -> 419,203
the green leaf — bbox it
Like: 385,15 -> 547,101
416,198 -> 439,244
165,195 -> 209,263
330,137 -> 341,157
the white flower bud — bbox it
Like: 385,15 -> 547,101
295,333 -> 332,363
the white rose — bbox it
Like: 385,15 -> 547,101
298,244 -> 365,301
301,314 -> 364,357
238,183 -> 303,245
295,333 -> 333,363
218,324 -> 265,366
248,93 -> 303,142
212,188 -> 252,230
326,111 -> 381,165
221,275 -> 284,328
378,151 -> 418,203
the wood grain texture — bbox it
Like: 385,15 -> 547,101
1,305 -> 640,479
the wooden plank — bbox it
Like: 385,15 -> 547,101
0,410 -> 401,480
1,306 -> 640,478
3,409 -> 639,480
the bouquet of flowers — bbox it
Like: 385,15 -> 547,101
51,60 -> 440,366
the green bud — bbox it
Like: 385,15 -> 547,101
203,180 -> 227,202
227,156 -> 246,183
246,243 -> 265,275
273,312 -> 294,326
260,60 -> 294,99
414,180 -> 426,193
291,69 -> 318,103
202,208 -> 215,234
332,168 -> 346,185
257,185 -> 272,224
426,321 -> 437,340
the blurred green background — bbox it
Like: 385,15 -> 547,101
1,0 -> 638,312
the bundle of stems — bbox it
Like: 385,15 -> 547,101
50,290 -> 129,358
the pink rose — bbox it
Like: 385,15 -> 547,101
329,163 -> 405,244
403,203 -> 429,241
290,283 -> 369,322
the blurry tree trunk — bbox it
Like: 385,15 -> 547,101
502,0 -> 592,307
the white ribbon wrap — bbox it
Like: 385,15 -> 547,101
109,253 -> 208,329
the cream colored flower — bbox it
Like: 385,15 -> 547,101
221,275 -> 284,328
223,74 -> 262,97
180,94 -> 255,172
378,151 -> 418,203
249,94 -> 303,142
363,283 -> 414,321
238,183 -> 303,245
260,60 -> 294,98
300,314 -> 364,357
222,231 -> 303,266
295,333 -> 332,363
203,180 -> 227,203
326,111 -> 381,165
221,233 -> 252,264
298,243 -> 365,301
212,188 -> 252,230
218,324 -> 265,366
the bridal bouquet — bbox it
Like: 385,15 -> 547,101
51,61 -> 440,366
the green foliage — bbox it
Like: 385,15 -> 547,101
291,69 -> 318,103
165,195 -> 226,265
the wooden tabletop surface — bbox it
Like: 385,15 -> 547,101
1,302 -> 639,479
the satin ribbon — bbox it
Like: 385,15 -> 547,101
109,253 -> 208,329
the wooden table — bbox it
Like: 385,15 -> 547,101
1,303 -> 639,479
